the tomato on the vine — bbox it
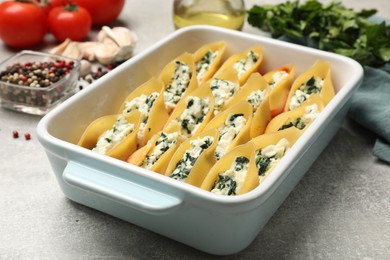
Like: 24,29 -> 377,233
48,3 -> 92,42
0,1 -> 47,48
73,0 -> 125,25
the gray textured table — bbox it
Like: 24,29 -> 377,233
1,0 -> 389,259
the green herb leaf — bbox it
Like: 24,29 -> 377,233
247,0 -> 390,67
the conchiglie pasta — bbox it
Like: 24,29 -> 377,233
250,96 -> 272,139
250,127 -> 302,183
158,52 -> 198,113
77,111 -> 141,161
193,41 -> 227,84
201,142 -> 258,196
265,94 -> 324,133
165,129 -> 219,187
163,84 -> 215,137
127,131 -> 185,174
222,72 -> 268,112
263,64 -> 296,117
204,68 -> 240,115
215,45 -> 264,85
285,60 -> 335,111
117,77 -> 169,147
203,101 -> 253,160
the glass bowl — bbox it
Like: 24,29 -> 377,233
0,50 -> 80,115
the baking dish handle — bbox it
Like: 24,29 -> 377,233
63,161 -> 182,215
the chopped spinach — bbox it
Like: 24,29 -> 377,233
255,153 -> 273,176
213,174 -> 237,196
234,156 -> 250,171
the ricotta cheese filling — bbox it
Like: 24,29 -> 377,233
232,50 -> 259,79
255,138 -> 290,181
164,61 -> 192,111
279,104 -> 320,130
289,76 -> 324,110
210,78 -> 238,114
142,131 -> 180,169
216,113 -> 247,160
169,136 -> 214,182
211,156 -> 250,196
122,92 -> 159,141
268,71 -> 289,89
174,96 -> 210,137
247,89 -> 267,112
93,115 -> 135,155
196,50 -> 218,82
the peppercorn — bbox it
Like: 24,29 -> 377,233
12,130 -> 19,138
24,133 -> 31,140
0,58 -> 77,108
0,59 -> 74,87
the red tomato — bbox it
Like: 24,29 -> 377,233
41,0 -> 64,15
0,1 -> 47,48
73,0 -> 125,25
48,4 -> 92,42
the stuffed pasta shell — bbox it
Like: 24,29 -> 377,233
163,84 -> 215,137
193,41 -> 227,84
165,129 -> 219,187
77,111 -> 141,161
127,131 -> 185,174
215,45 -> 264,85
285,60 -> 335,111
204,101 -> 252,160
159,52 -> 198,113
204,68 -> 240,115
263,64 -> 296,117
117,77 -> 169,147
250,127 -> 302,183
265,94 -> 324,133
201,142 -> 258,196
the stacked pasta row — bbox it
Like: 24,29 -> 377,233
77,41 -> 335,196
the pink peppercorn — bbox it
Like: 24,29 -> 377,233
24,133 -> 31,140
12,130 -> 19,138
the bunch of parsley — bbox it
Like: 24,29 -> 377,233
247,0 -> 390,67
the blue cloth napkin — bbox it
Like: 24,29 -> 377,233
277,35 -> 390,164
349,64 -> 390,163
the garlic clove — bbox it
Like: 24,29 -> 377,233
114,44 -> 135,62
111,27 -> 137,47
94,40 -> 119,65
49,38 -> 72,55
62,41 -> 82,59
78,41 -> 100,61
79,59 -> 92,77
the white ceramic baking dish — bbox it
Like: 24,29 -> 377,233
37,26 -> 363,255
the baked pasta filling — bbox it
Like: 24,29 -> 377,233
210,78 -> 238,113
279,104 -> 320,130
255,138 -> 290,180
196,50 -> 218,81
176,96 -> 210,137
233,50 -> 259,79
142,131 -> 180,169
122,92 -> 159,140
289,76 -> 324,110
169,136 -> 214,182
247,89 -> 267,112
268,71 -> 289,89
164,61 -> 192,111
93,116 -> 135,154
211,156 -> 250,196
216,113 -> 247,160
